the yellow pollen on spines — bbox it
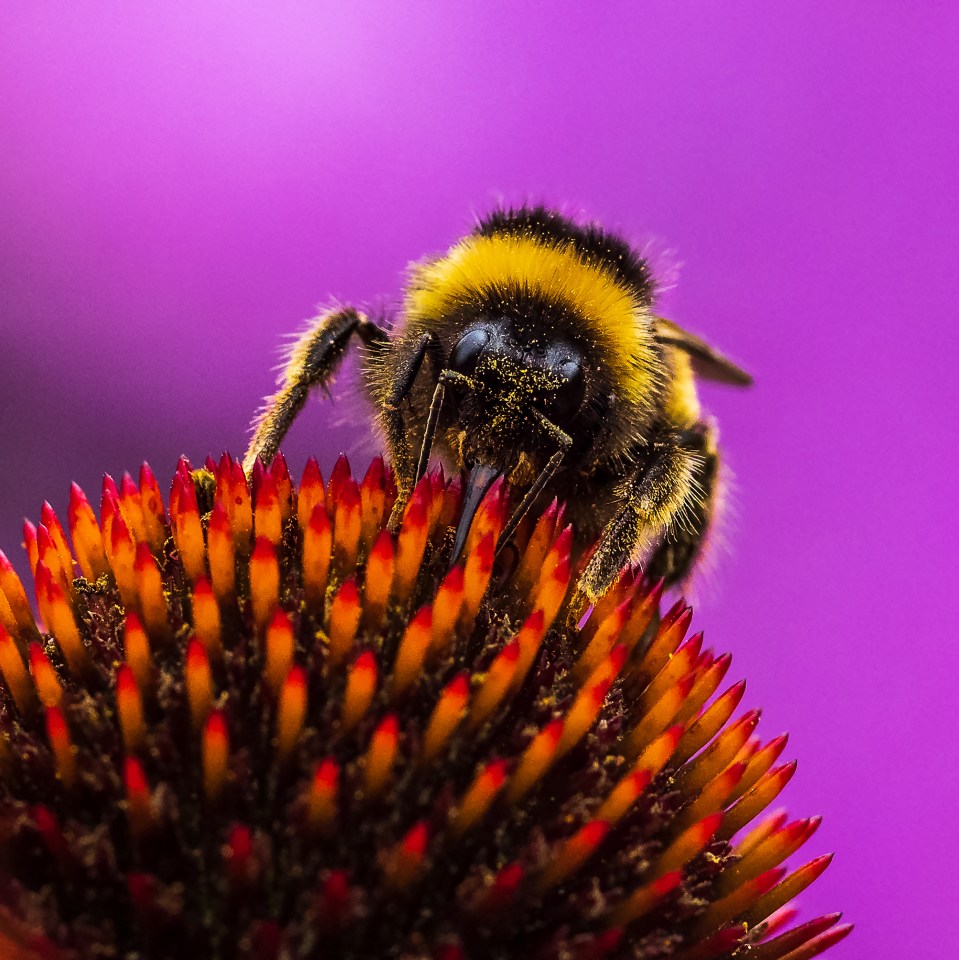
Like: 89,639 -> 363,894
0,455 -> 841,952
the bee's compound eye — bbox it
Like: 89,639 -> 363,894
449,328 -> 490,376
548,359 -> 586,424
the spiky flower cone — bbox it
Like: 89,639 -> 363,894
0,454 -> 849,960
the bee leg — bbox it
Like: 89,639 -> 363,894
243,307 -> 388,476
495,410 -> 572,556
380,333 -> 444,527
414,369 -> 477,482
645,422 -> 720,586
575,436 -> 704,603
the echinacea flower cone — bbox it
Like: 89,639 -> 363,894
0,453 -> 849,960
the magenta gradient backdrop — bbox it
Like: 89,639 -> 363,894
2,4 -> 957,956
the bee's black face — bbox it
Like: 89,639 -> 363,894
448,320 -> 587,446
444,317 -> 588,565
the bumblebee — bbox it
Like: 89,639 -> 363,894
244,207 -> 751,602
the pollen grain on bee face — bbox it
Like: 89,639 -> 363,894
0,454 -> 848,960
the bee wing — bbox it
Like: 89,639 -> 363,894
654,317 -> 753,386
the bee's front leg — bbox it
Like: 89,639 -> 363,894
575,435 -> 706,603
244,307 -> 388,477
378,332 -> 443,529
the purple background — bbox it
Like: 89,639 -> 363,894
2,4 -> 956,956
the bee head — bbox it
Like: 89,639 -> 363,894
446,317 -> 586,468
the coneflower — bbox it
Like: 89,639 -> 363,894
0,453 -> 849,960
